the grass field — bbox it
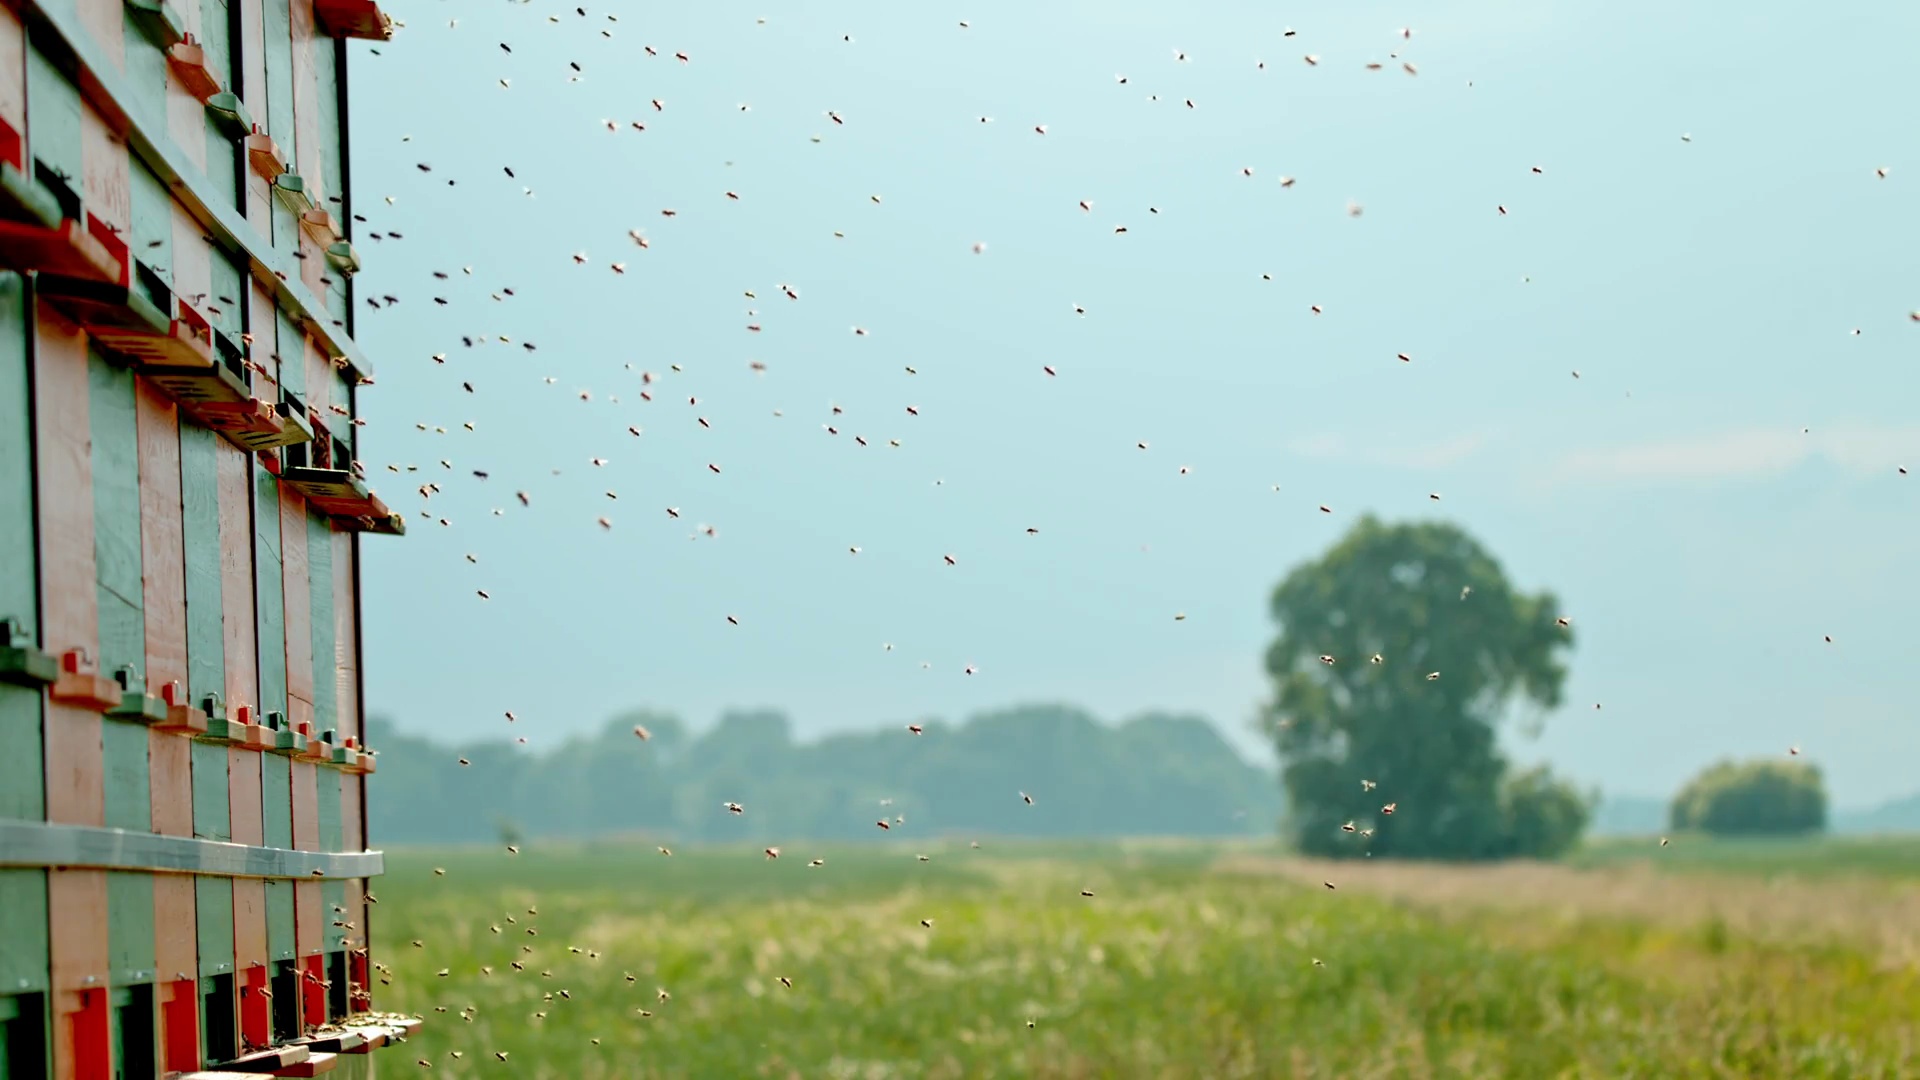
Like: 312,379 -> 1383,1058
372,836 -> 1920,1078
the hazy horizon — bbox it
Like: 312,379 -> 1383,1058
349,1 -> 1920,815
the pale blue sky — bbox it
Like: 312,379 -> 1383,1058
349,0 -> 1920,809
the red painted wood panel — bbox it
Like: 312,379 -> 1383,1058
216,442 -> 256,717
80,103 -> 129,238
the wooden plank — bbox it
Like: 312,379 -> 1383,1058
48,868 -> 107,989
165,0 -> 209,173
215,436 -> 254,718
35,303 -> 105,829
205,249 -> 244,347
259,0 -> 294,156
25,43 -> 84,185
272,309 -> 302,398
288,0 -> 323,199
330,532 -> 355,743
153,874 -> 195,984
194,874 -> 233,976
227,747 -> 261,846
122,12 -> 171,146
252,463 -> 286,720
0,272 -> 43,825
76,0 -> 127,74
316,766 -> 341,953
0,5 -> 24,141
136,377 -> 188,694
263,878 -> 293,962
80,99 -> 130,240
0,684 -> 43,820
106,870 -> 154,984
181,424 -> 224,703
291,756 -> 318,961
235,0 -> 270,235
136,368 -> 193,1000
101,721 -> 149,829
262,747 -> 293,963
149,732 -> 191,836
88,351 -> 144,682
279,486 -> 312,723
290,759 -> 318,850
232,878 -> 266,1044
130,159 -> 173,283
0,868 -> 51,993
259,752 -> 290,852
307,512 -> 334,734
172,197 -> 214,317
191,740 -> 229,840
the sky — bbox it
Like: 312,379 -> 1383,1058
346,0 -> 1920,811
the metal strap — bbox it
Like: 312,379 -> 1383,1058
0,819 -> 383,879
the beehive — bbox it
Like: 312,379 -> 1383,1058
0,0 -> 411,1074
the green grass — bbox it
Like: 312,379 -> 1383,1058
371,838 -> 1919,1078
1568,834 -> 1920,881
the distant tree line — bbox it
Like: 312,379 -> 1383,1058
365,706 -> 1284,845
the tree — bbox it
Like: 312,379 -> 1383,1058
1669,758 -> 1826,836
1262,516 -> 1589,860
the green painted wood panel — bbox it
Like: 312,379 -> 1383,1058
322,879 -> 345,952
252,466 -> 286,720
123,18 -> 172,131
0,273 -> 34,640
260,0 -> 295,146
128,161 -> 172,289
260,754 -> 291,849
202,112 -> 242,214
190,742 -> 229,841
0,686 -> 42,822
24,48 -> 82,187
0,273 -> 43,828
318,765 -> 345,953
102,721 -> 152,830
107,872 -> 156,985
264,881 -> 293,963
307,512 -> 334,733
261,756 -> 293,960
180,424 -> 223,703
272,310 -> 303,399
0,870 -> 50,993
207,253 -> 244,341
89,351 -> 146,683
200,0 -> 234,82
315,768 -> 339,849
193,877 -> 234,977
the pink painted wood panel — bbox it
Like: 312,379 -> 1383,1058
216,440 -> 257,717
80,103 -> 129,238
0,6 -> 25,143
